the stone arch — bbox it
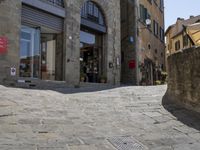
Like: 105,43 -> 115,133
64,0 -> 121,85
80,0 -> 108,27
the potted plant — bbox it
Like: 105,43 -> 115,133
80,72 -> 86,82
99,75 -> 107,83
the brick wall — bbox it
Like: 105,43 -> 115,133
165,47 -> 200,112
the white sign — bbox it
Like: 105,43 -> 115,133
10,67 -> 16,76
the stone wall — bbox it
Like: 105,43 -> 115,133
0,0 -> 21,84
165,47 -> 200,112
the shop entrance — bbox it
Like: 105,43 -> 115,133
19,26 -> 63,81
80,1 -> 107,83
80,30 -> 103,83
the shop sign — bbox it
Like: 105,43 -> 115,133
129,60 -> 136,69
0,36 -> 8,54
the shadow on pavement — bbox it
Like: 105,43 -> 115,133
162,94 -> 200,132
2,83 -> 121,95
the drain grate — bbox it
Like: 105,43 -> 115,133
108,136 -> 148,150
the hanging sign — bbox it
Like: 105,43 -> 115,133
0,36 -> 8,54
129,60 -> 136,69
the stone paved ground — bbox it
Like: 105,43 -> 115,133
0,85 -> 200,150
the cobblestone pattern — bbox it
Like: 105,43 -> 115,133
0,85 -> 200,150
166,47 -> 200,112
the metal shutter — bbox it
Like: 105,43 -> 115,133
21,5 -> 64,33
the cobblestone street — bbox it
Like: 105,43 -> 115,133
0,85 -> 200,150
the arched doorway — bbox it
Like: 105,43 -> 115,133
80,1 -> 107,83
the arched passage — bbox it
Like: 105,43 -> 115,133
79,0 -> 107,83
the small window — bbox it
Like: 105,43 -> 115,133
160,0 -> 164,11
148,44 -> 151,50
183,35 -> 189,47
153,20 -> 159,36
175,40 -> 180,51
148,0 -> 152,4
155,49 -> 158,54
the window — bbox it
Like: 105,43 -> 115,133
153,20 -> 159,36
159,27 -> 164,41
140,4 -> 151,26
154,0 -> 158,5
155,49 -> 158,54
147,13 -> 152,29
183,35 -> 189,47
160,0 -> 164,11
45,0 -> 64,7
175,40 -> 180,51
81,1 -> 105,26
148,0 -> 152,4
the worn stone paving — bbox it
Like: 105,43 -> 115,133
0,85 -> 200,150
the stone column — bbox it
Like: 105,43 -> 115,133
55,33 -> 63,81
63,0 -> 81,86
0,0 -> 21,84
105,1 -> 121,85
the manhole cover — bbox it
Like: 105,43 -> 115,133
108,136 -> 148,150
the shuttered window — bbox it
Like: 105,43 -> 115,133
21,5 -> 64,33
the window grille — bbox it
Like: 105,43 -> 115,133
42,0 -> 64,7
81,1 -> 105,26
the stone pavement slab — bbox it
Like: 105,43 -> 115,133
0,85 -> 200,150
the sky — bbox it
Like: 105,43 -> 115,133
164,0 -> 200,30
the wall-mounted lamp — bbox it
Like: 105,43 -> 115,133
138,19 -> 151,30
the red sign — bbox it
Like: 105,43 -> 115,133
129,60 -> 136,69
0,36 -> 8,54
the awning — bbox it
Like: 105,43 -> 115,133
186,23 -> 200,46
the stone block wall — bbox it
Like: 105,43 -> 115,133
165,47 -> 200,112
0,0 -> 21,84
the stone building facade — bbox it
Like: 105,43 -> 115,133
165,16 -> 200,56
0,0 -> 121,86
121,0 -> 165,85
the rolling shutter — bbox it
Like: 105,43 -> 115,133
21,5 -> 64,33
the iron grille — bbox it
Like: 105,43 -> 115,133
42,0 -> 64,7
